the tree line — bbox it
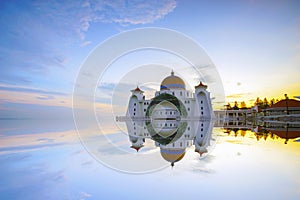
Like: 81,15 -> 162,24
226,97 -> 281,110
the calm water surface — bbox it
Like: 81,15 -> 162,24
0,120 -> 299,200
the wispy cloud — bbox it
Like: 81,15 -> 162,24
0,0 -> 177,89
34,0 -> 177,41
80,192 -> 92,200
226,93 -> 252,99
0,85 -> 66,96
0,84 -> 71,110
0,129 -> 78,155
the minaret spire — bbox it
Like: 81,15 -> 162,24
171,70 -> 174,76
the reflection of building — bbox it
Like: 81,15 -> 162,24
123,71 -> 214,166
252,123 -> 300,144
219,119 -> 300,144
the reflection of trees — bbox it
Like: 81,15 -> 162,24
240,129 -> 247,137
223,128 -> 239,136
221,126 -> 299,144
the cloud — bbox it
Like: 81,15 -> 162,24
0,0 -> 177,88
36,95 -> 55,100
34,0 -> 177,40
0,143 -> 65,155
101,0 -> 177,25
80,192 -> 92,200
81,40 -> 92,47
0,129 -> 77,154
0,86 -> 73,119
0,85 -> 66,96
226,93 -> 252,99
0,153 -> 69,199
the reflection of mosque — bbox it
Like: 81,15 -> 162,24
123,71 -> 214,166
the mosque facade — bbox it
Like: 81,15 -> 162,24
125,71 -> 214,166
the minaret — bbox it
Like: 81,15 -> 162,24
129,136 -> 145,152
195,81 -> 213,119
194,120 -> 213,157
127,86 -> 145,119
130,86 -> 144,101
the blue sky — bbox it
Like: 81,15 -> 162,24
1,0 -> 300,118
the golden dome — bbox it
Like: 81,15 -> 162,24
160,148 -> 186,165
160,71 -> 185,90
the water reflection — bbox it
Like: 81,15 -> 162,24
126,118 -> 214,167
220,121 -> 300,144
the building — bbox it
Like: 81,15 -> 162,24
124,71 -> 214,166
264,99 -> 300,119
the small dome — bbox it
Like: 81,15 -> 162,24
160,148 -> 185,164
160,71 -> 185,90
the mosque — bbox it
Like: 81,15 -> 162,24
125,71 -> 214,166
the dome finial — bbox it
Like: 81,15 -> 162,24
171,70 -> 174,76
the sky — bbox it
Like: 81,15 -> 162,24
0,0 -> 300,119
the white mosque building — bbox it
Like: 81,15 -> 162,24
124,71 -> 214,166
